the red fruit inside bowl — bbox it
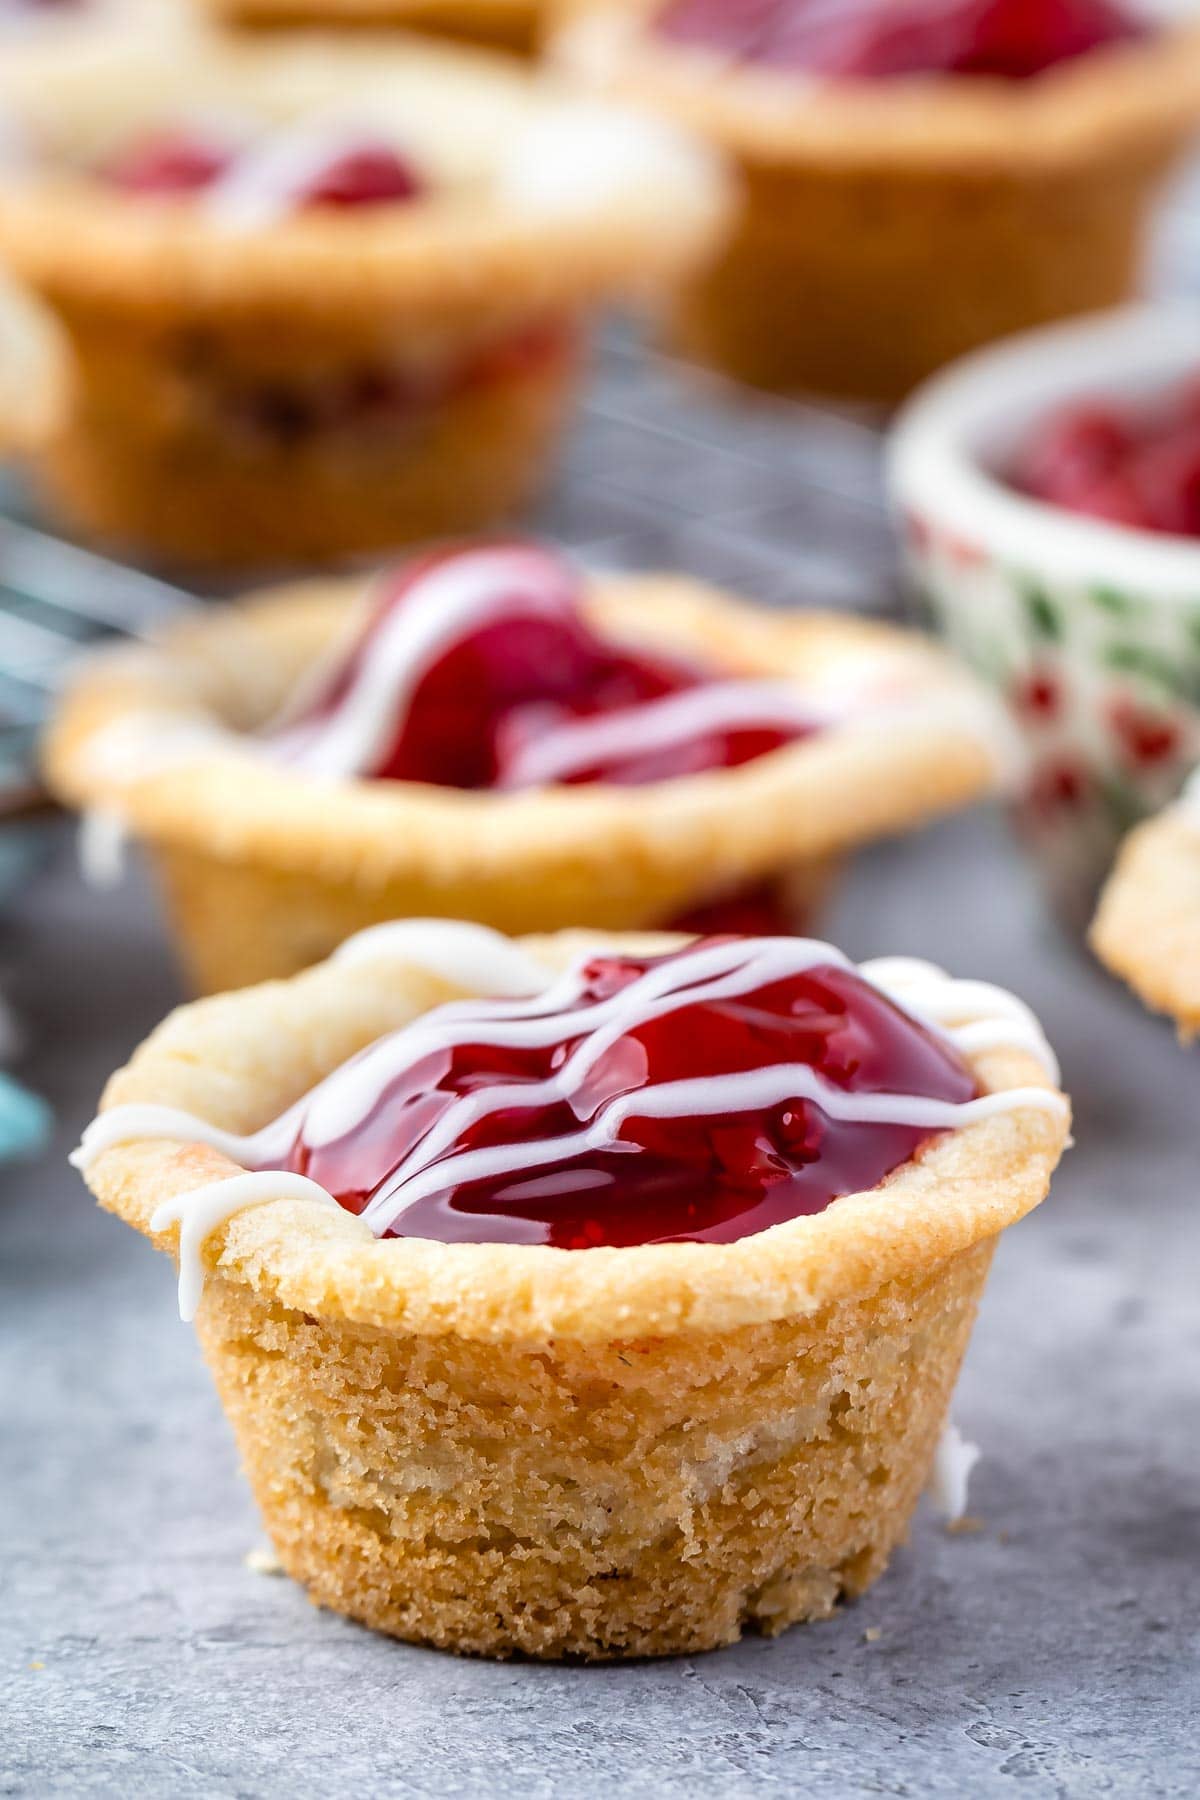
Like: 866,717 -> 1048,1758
1012,381 -> 1200,538
654,0 -> 1146,79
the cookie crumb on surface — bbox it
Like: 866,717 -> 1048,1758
244,1545 -> 284,1576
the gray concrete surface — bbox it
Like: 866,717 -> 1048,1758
2,807 -> 1197,1800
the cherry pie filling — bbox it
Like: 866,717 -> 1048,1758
271,542 -> 819,791
260,939 -> 979,1249
653,0 -> 1147,79
1010,380 -> 1200,538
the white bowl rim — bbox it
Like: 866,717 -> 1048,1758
887,302 -> 1200,600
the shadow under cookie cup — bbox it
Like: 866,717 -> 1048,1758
44,570 -> 1004,992
78,929 -> 1070,1659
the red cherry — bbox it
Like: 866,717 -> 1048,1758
1012,383 -> 1200,539
273,944 -> 978,1249
103,132 -> 234,195
296,144 -> 423,210
1128,425 -> 1200,538
1016,405 -> 1127,501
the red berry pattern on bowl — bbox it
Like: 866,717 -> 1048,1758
890,307 -> 1200,928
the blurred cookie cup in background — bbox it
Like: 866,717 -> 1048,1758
551,0 -> 1200,400
0,33 -> 726,571
1091,772 -> 1200,1036
890,304 -> 1200,931
44,539 -> 1006,992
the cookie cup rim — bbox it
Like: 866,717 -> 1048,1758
81,927 -> 1070,1344
551,5 -> 1200,174
43,571 -> 1003,891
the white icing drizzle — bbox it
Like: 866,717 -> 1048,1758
861,957 -> 1061,1087
205,115 -> 418,233
266,543 -> 838,788
331,918 -> 550,995
78,806 -> 128,891
497,681 -> 833,788
72,921 -> 1067,1322
271,544 -> 578,779
149,1173 -> 341,1322
930,1423 -> 982,1526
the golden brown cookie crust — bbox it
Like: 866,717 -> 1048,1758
208,0 -> 542,53
553,3 -> 1200,173
195,1239 -> 991,1656
45,571 -> 1002,903
1091,804 -> 1200,1037
83,927 -> 1069,1344
32,328 -> 579,567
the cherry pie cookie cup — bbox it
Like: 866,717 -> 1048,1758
553,1 -> 1200,400
1091,778 -> 1200,1037
73,921 -> 1069,1659
45,542 -> 1006,993
0,34 -> 724,568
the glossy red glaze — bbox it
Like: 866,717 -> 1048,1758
275,943 -> 978,1248
1012,382 -> 1200,538
654,0 -> 1145,79
286,547 -> 813,790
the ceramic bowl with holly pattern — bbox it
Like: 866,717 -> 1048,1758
888,304 -> 1200,929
